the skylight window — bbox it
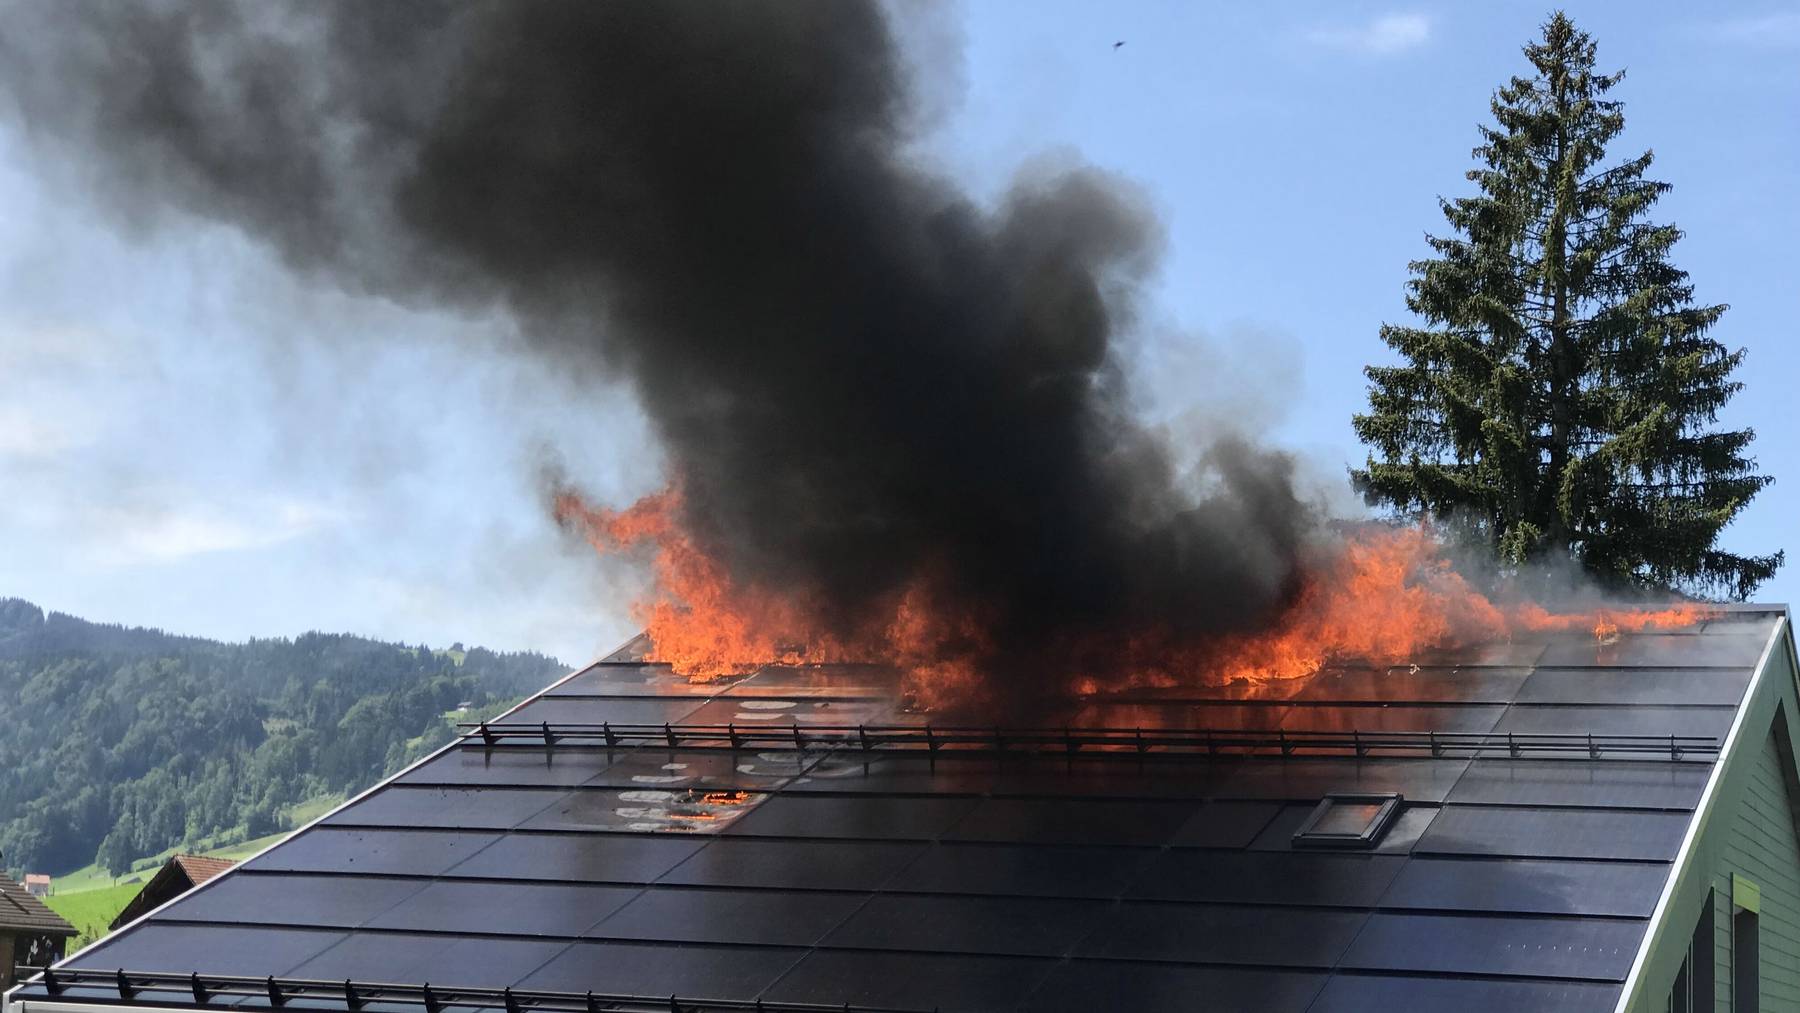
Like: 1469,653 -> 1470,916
1292,792 -> 1403,849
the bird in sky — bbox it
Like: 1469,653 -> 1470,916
1113,40 -> 1126,50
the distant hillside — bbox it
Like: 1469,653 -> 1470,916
0,598 -> 567,876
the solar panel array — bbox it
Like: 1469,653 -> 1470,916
26,611 -> 1783,1012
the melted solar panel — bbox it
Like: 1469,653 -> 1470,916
521,786 -> 767,834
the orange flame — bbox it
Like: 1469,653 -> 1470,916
557,487 -> 1711,708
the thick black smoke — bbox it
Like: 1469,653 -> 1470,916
1,1 -> 1315,699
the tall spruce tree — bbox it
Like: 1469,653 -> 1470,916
1353,12 -> 1781,600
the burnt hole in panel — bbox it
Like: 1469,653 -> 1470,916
522,785 -> 768,834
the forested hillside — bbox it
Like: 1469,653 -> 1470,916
0,598 -> 567,876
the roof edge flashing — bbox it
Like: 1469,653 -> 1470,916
1612,613 -> 1795,1013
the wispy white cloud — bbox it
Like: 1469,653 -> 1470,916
1712,11 -> 1800,48
1304,12 -> 1431,56
84,495 -> 349,566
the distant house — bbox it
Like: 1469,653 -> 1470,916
18,879 -> 46,901
107,857 -> 234,932
0,872 -> 73,991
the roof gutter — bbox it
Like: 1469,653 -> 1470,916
1612,613 -> 1794,1012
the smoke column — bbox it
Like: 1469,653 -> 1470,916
0,1 -> 1315,701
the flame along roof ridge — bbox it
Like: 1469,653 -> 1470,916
10,607 -> 1790,1013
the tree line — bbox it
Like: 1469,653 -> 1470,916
0,598 -> 566,877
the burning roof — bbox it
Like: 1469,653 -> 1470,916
16,607 -> 1790,1012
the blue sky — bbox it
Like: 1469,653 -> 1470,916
2,2 -> 1794,664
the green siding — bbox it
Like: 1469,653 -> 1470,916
1708,723 -> 1800,1009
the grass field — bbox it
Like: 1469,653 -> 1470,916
45,881 -> 142,949
41,791 -> 349,951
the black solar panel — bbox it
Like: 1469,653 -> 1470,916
397,747 -> 619,787
590,886 -> 864,947
1075,901 -> 1369,966
1337,912 -> 1642,980
658,837 -> 925,891
1379,857 -> 1669,917
1306,975 -> 1620,1012
885,842 -> 1156,898
68,923 -> 346,977
28,608 -> 1786,1013
363,880 -> 640,936
760,950 -> 1058,1012
1515,666 -> 1753,706
1415,805 -> 1691,860
147,873 -> 425,928
821,894 -> 1105,957
442,829 -> 705,883
245,827 -> 501,877
1128,850 -> 1406,907
520,939 -> 804,999
1020,962 -> 1328,1013
1448,758 -> 1710,809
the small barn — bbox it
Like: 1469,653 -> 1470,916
108,856 -> 235,932
5,605 -> 1797,1011
0,874 -> 73,992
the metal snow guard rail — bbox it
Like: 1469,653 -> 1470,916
457,721 -> 1720,760
12,967 -> 935,1013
